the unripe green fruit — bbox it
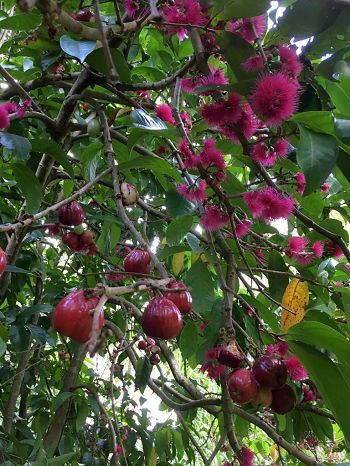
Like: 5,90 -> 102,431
87,119 -> 101,137
74,224 -> 85,235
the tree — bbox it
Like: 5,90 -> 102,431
0,0 -> 350,464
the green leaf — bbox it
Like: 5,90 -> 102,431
0,132 -> 32,160
31,138 -> 74,178
166,215 -> 193,247
0,13 -> 41,30
25,324 -> 48,344
288,341 -> 350,442
52,392 -> 75,411
5,265 -> 33,275
292,111 -> 335,135
48,452 -> 77,466
86,48 -> 131,82
325,77 -> 350,117
165,190 -> 195,217
179,322 -> 198,360
60,35 -> 96,62
296,125 -> 338,195
76,399 -> 89,432
80,141 -> 102,181
0,336 -> 6,357
12,163 -> 43,213
185,260 -> 215,314
9,325 -> 31,352
267,251 -> 289,302
135,356 -> 152,391
118,156 -> 181,182
212,0 -> 270,19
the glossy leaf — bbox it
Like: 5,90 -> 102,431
60,35 -> 96,62
0,132 -> 32,160
12,163 -> 43,213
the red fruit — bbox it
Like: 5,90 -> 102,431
62,232 -> 79,250
271,384 -> 296,414
124,249 -> 151,275
80,230 -> 95,245
253,387 -> 272,407
75,9 -> 94,21
47,223 -> 61,235
252,356 -> 287,389
58,201 -> 85,226
138,340 -> 148,350
163,281 -> 192,315
227,368 -> 258,404
52,289 -> 104,344
150,354 -> 161,365
0,247 -> 7,277
105,272 -> 128,282
86,243 -> 97,256
150,345 -> 161,355
141,297 -> 183,340
217,347 -> 243,369
120,182 -> 139,206
146,337 -> 156,347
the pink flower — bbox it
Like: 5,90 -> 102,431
242,55 -> 264,72
161,0 -> 205,38
123,0 -> 139,17
240,446 -> 255,466
285,355 -> 308,381
250,142 -> 277,167
181,78 -> 196,93
228,15 -> 266,43
265,341 -> 289,357
115,444 -> 124,455
235,220 -> 252,238
345,263 -> 350,273
200,347 -> 226,380
243,187 -> 294,222
312,241 -> 324,258
200,139 -> 226,173
200,205 -> 229,231
179,139 -> 199,169
221,103 -> 257,143
16,99 -> 32,118
321,182 -> 330,193
136,90 -> 150,99
0,102 -> 18,130
180,111 -> 192,128
287,236 -> 313,265
303,386 -> 316,402
278,45 -> 302,79
253,248 -> 266,262
200,92 -> 242,127
157,145 -> 168,156
295,171 -> 306,194
250,72 -> 299,126
177,180 -> 207,202
156,104 -> 175,125
196,67 -> 228,94
275,138 -> 289,157
325,240 -> 344,259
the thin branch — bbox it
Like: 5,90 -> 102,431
176,411 -> 208,463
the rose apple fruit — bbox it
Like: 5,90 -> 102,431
163,281 -> 192,315
271,384 -> 296,414
253,387 -> 273,407
217,341 -> 244,369
0,247 -> 7,277
252,356 -> 287,389
141,297 -> 183,340
76,9 -> 94,21
52,289 -> 104,343
58,201 -> 85,226
227,368 -> 258,404
124,248 -> 151,274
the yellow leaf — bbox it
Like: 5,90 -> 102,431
270,444 -> 279,462
281,278 -> 309,331
172,252 -> 185,276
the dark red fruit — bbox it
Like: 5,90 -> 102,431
253,387 -> 272,407
146,337 -> 156,347
58,201 -> 85,226
271,384 -> 296,414
218,348 -> 243,369
47,223 -> 61,235
62,232 -> 79,250
227,368 -> 258,404
124,249 -> 151,275
138,340 -> 148,350
150,354 -> 161,365
0,247 -> 7,277
52,289 -> 104,344
141,297 -> 183,340
252,356 -> 287,389
163,281 -> 192,315
150,345 -> 161,355
75,9 -> 94,21
120,182 -> 139,206
80,230 -> 95,245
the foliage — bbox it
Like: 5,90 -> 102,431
0,0 -> 350,465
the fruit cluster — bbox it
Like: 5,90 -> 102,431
138,337 -> 161,365
227,355 -> 296,414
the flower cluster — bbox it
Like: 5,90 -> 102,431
182,66 -> 228,95
200,205 -> 229,231
160,0 -> 206,39
0,100 -> 30,130
227,15 -> 266,43
286,236 -> 323,265
122,0 -> 139,17
177,179 -> 207,202
243,187 -> 294,222
250,138 -> 289,167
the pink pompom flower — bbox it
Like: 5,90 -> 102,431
239,446 -> 255,466
265,341 -> 289,357
235,219 -> 252,238
286,236 -> 313,265
228,15 -> 266,43
200,205 -> 229,231
250,72 -> 299,126
179,139 -> 200,169
156,104 -> 175,125
277,44 -> 302,79
123,0 -> 139,18
242,55 -> 264,72
321,182 -> 330,193
200,92 -> 242,128
243,187 -> 294,222
177,180 -> 207,202
312,241 -> 324,258
285,355 -> 308,381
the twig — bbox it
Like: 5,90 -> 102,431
86,294 -> 108,355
